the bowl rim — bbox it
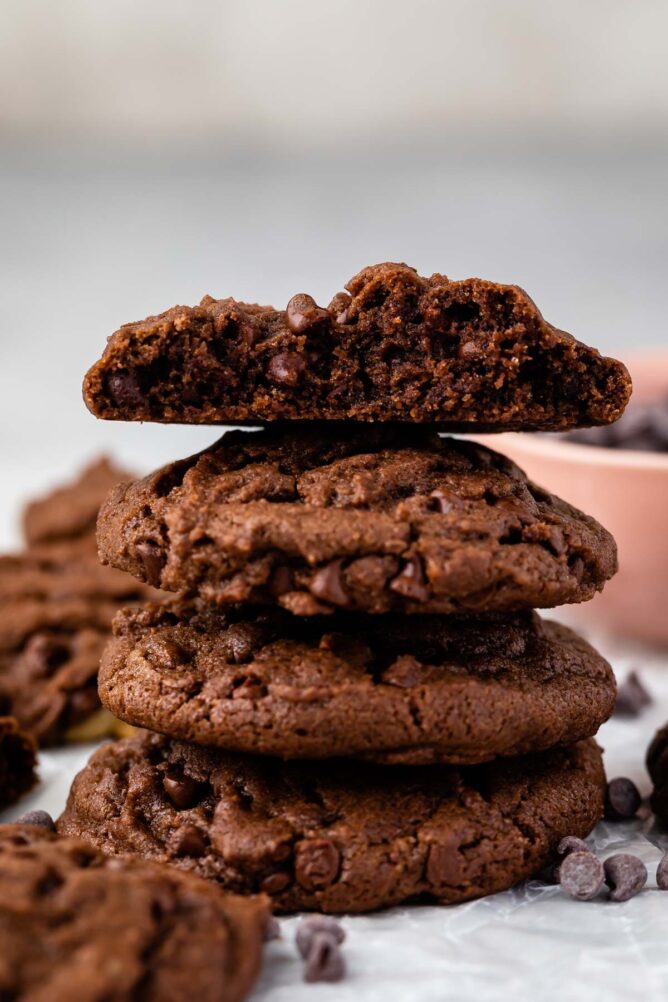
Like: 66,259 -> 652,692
478,430 -> 668,471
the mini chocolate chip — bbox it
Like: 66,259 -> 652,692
263,916 -> 281,941
285,293 -> 329,334
162,773 -> 204,809
656,854 -> 668,890
135,540 -> 166,587
382,656 -> 426,689
172,823 -> 207,858
304,933 -> 346,983
604,853 -> 647,901
107,370 -> 144,408
267,352 -> 306,387
390,554 -> 430,602
309,560 -> 350,608
269,564 -> 294,597
605,777 -> 642,820
558,851 -> 605,901
296,916 -> 345,958
15,810 -> 55,831
224,625 -> 259,664
295,838 -> 341,891
556,836 -> 589,858
260,871 -> 292,895
145,637 -> 187,669
614,671 -> 652,717
329,291 -> 352,325
429,488 -> 462,514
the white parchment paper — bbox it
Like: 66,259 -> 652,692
3,626 -> 667,1002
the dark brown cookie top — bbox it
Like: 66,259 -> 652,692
0,823 -> 269,1002
0,718 -> 37,810
99,599 -> 615,765
58,732 -> 605,913
0,542 -> 155,745
23,456 -> 134,547
97,424 -> 617,615
82,262 -> 631,431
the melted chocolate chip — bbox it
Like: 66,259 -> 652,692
295,838 -> 341,890
162,773 -> 204,810
172,823 -> 207,857
390,555 -> 430,602
267,352 -> 306,387
107,370 -> 144,408
285,294 -> 329,334
135,540 -> 166,587
309,560 -> 350,608
260,871 -> 291,895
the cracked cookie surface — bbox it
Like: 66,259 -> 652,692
83,262 -> 631,431
0,822 -> 268,1002
97,424 -> 617,615
58,732 -> 605,913
99,599 -> 615,765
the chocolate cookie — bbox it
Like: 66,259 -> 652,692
83,262 -> 631,431
23,456 -> 134,547
0,718 -> 37,809
99,600 -> 615,765
58,732 -> 605,913
647,724 -> 668,826
0,822 -> 269,1002
0,543 -> 154,745
97,424 -> 617,615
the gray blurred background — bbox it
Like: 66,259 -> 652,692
1,0 -> 667,545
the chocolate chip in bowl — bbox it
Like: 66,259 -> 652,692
472,352 -> 668,645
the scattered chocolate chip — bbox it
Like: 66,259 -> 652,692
296,916 -> 346,958
260,871 -> 292,895
285,293 -> 330,334
15,810 -> 55,831
267,352 -> 306,387
656,854 -> 668,890
604,853 -> 647,901
390,554 -> 430,602
614,671 -> 652,717
172,823 -> 207,858
556,836 -> 589,858
646,724 -> 668,784
135,540 -> 166,587
605,777 -> 641,821
303,933 -> 346,983
107,370 -> 145,408
263,916 -> 281,942
309,560 -> 350,608
558,851 -> 605,900
295,838 -> 341,890
162,772 -> 204,809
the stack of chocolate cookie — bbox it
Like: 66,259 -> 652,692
59,263 -> 631,913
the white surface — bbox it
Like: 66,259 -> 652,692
3,634 -> 668,1002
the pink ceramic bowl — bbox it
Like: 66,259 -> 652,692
474,352 -> 668,646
